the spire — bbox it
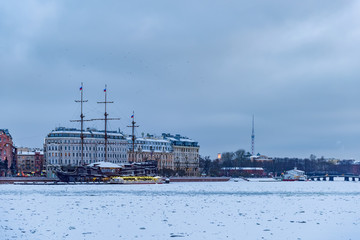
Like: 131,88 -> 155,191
251,114 -> 255,156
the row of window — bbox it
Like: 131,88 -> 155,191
49,133 -> 124,140
48,152 -> 127,159
174,157 -> 199,162
173,141 -> 199,147
136,145 -> 172,151
175,153 -> 199,157
48,145 -> 126,152
135,140 -> 170,146
46,139 -> 127,144
130,153 -> 173,160
176,148 -> 199,153
48,159 -> 127,165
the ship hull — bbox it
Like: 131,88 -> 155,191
55,161 -> 159,183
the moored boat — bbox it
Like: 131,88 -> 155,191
55,160 -> 158,183
282,167 -> 307,181
109,176 -> 163,184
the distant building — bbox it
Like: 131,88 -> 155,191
282,167 -> 306,181
44,127 -> 128,169
16,148 -> 44,176
162,133 -> 200,176
127,136 -> 174,170
220,167 -> 265,177
0,129 -> 16,175
250,155 -> 273,162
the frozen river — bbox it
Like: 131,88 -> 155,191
1,180 -> 360,240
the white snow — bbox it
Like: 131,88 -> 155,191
1,181 -> 360,239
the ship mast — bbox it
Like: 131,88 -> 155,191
92,85 -> 120,162
70,83 -> 91,166
127,111 -> 139,162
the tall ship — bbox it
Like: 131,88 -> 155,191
46,84 -> 159,183
55,160 -> 158,182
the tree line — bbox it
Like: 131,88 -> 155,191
199,150 -> 360,177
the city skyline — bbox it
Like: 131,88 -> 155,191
2,1 -> 360,159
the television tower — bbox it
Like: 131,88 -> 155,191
251,115 -> 255,156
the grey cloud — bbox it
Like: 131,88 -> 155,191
1,0 -> 360,159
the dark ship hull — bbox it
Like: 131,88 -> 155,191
55,166 -> 104,182
55,161 -> 158,182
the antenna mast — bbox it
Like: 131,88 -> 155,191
127,111 -> 139,162
92,85 -> 120,162
251,115 -> 255,156
70,83 -> 91,166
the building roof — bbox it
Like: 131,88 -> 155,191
17,151 -> 44,156
0,129 -> 12,139
162,133 -> 199,147
127,137 -> 170,143
286,168 -> 305,174
47,127 -> 125,140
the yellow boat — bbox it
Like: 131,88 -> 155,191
109,176 -> 163,184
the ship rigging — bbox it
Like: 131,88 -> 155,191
51,84 -> 158,182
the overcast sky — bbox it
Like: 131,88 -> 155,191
2,0 -> 360,159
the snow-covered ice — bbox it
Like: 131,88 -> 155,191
1,181 -> 360,240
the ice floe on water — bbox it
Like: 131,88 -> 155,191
1,181 -> 360,239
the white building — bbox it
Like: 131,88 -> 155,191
127,136 -> 174,170
129,135 -> 173,153
44,127 -> 128,167
162,133 -> 200,176
250,155 -> 273,162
